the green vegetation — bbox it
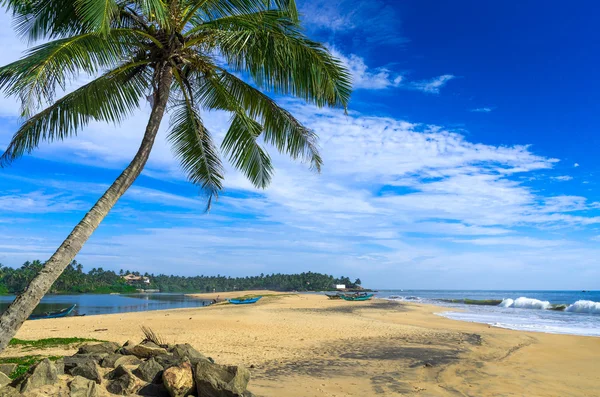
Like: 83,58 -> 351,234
0,355 -> 62,379
0,261 -> 362,294
9,337 -> 102,349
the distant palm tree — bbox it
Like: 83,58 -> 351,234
0,0 -> 351,350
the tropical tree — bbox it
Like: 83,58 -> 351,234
0,0 -> 351,350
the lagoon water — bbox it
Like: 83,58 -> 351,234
0,293 -> 211,317
377,290 -> 600,337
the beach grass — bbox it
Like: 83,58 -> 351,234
9,337 -> 102,349
0,355 -> 62,379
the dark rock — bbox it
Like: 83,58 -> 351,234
134,358 -> 164,383
0,372 -> 11,388
0,364 -> 16,377
67,361 -> 101,384
194,361 -> 250,397
64,355 -> 95,371
114,355 -> 143,367
106,365 -> 138,395
100,353 -> 123,368
0,386 -> 20,397
20,358 -> 58,393
55,358 -> 65,375
78,342 -> 120,355
69,376 -> 98,397
244,392 -> 258,397
172,344 -> 209,365
127,342 -> 167,359
154,354 -> 182,370
138,383 -> 171,397
162,362 -> 194,397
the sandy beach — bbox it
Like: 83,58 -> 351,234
5,292 -> 599,397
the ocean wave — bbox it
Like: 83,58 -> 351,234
386,295 -> 421,302
499,297 -> 551,310
565,300 -> 600,314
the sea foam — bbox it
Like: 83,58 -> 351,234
565,300 -> 600,314
498,297 -> 551,310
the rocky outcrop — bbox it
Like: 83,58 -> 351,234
67,361 -> 101,384
69,376 -> 98,397
194,361 -> 250,397
106,365 -> 138,395
0,364 -> 16,377
78,342 -> 120,355
0,373 -> 11,388
134,358 -> 163,383
171,344 -> 209,365
125,342 -> 167,359
19,358 -> 58,393
113,355 -> 143,367
162,362 -> 194,397
0,386 -> 20,397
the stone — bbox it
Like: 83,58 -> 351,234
78,342 -> 120,355
64,355 -> 95,371
172,344 -> 209,365
106,365 -> 138,395
114,355 -> 143,367
0,386 -> 20,397
134,358 -> 164,383
0,364 -> 16,377
244,392 -> 257,397
128,342 -> 167,359
154,354 -> 182,370
69,376 -> 98,397
20,358 -> 58,393
67,361 -> 101,384
100,353 -> 123,368
138,383 -> 171,397
194,361 -> 250,397
162,362 -> 194,397
0,372 -> 11,388
55,358 -> 65,375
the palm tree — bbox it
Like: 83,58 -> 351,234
0,0 -> 351,350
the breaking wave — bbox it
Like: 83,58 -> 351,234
565,300 -> 600,314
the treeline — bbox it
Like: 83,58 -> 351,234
0,260 -> 361,294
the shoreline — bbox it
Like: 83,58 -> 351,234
5,292 -> 599,396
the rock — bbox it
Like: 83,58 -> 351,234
172,344 -> 209,365
113,355 -> 143,368
0,372 -> 11,388
100,354 -> 123,368
162,362 -> 194,397
138,383 -> 171,397
194,361 -> 250,397
69,376 -> 98,397
154,354 -> 182,370
67,361 -> 101,384
106,365 -> 138,395
127,342 -> 167,359
55,358 -> 65,375
20,358 -> 58,393
0,386 -> 20,397
0,364 -> 16,377
64,355 -> 96,371
134,358 -> 164,383
244,392 -> 258,397
78,342 -> 120,355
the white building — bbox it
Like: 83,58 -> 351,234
335,284 -> 346,290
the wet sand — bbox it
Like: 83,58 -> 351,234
5,292 -> 599,396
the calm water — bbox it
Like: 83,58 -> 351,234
0,293 -> 211,317
376,290 -> 600,337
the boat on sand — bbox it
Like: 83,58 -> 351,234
28,304 -> 76,320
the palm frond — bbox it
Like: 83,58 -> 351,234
74,0 -> 120,33
0,61 -> 150,167
196,68 -> 322,172
222,113 -> 273,188
0,29 -> 147,115
188,11 -> 352,109
135,0 -> 170,27
168,71 -> 224,211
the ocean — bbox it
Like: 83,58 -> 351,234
376,290 -> 600,337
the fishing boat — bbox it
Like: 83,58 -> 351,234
341,294 -> 374,301
28,304 -> 76,320
228,296 -> 262,305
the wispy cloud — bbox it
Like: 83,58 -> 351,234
470,107 -> 494,113
328,48 -> 402,90
408,75 -> 456,94
553,175 -> 573,181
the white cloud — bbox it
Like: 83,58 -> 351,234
470,107 -> 493,113
409,75 -> 456,94
553,175 -> 573,181
328,48 -> 403,90
574,163 -> 580,167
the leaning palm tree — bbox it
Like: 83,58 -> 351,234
0,0 -> 351,350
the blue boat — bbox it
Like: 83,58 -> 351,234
228,297 -> 262,305
28,304 -> 76,320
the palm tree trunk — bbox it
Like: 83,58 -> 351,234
0,65 -> 173,351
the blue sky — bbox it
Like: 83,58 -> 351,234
1,1 -> 599,289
